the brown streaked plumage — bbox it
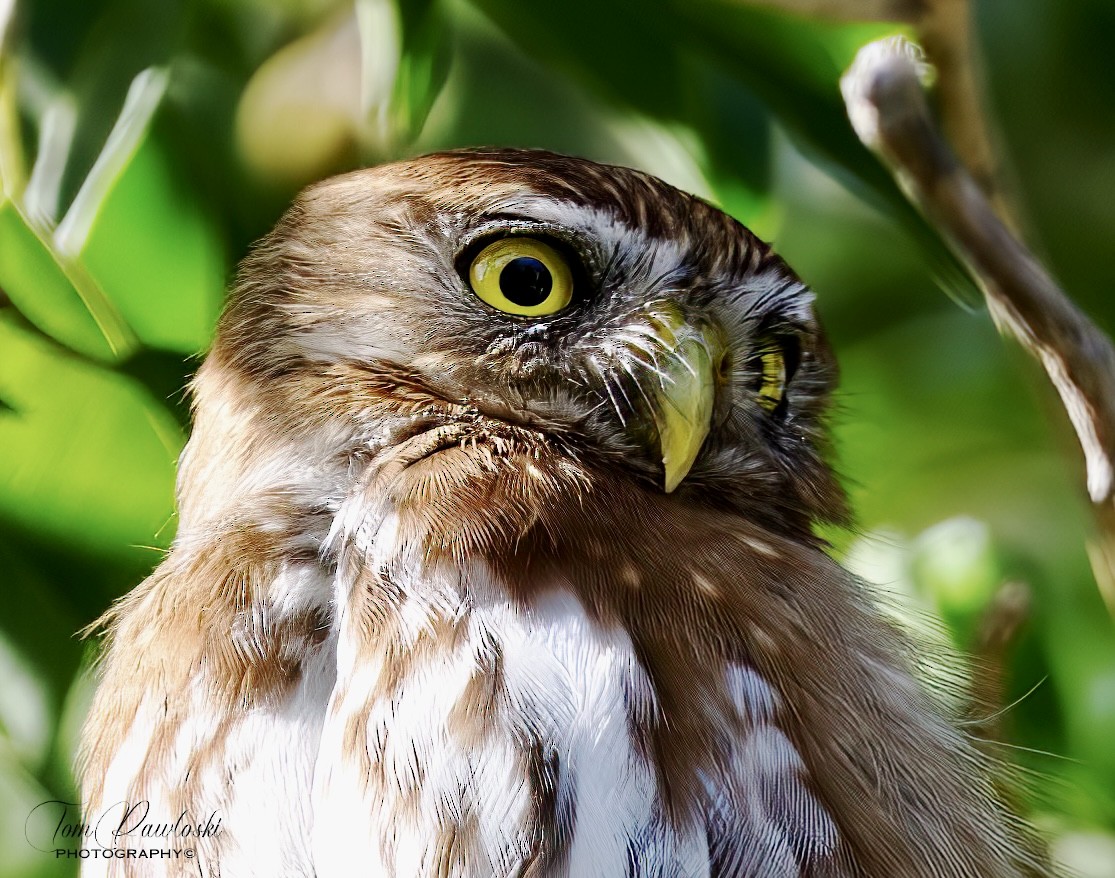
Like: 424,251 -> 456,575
81,148 -> 1053,877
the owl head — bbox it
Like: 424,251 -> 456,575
187,149 -> 846,542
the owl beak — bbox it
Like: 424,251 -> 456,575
646,321 -> 725,493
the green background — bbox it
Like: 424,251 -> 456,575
2,0 -> 1114,875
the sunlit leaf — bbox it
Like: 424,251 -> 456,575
0,313 -> 181,560
389,0 -> 452,142
0,198 -> 136,361
0,68 -> 175,362
22,92 -> 79,228
0,62 -> 223,358
55,68 -> 168,255
79,136 -> 225,355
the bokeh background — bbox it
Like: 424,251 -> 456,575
2,0 -> 1115,875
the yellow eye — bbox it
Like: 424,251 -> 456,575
468,237 -> 574,317
752,342 -> 787,412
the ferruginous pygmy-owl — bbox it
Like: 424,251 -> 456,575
80,149 -> 1051,877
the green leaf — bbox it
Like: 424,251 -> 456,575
0,62 -> 222,361
47,66 -> 223,355
0,67 -> 179,363
0,198 -> 136,361
78,136 -> 225,355
0,312 -> 181,561
390,0 -> 454,141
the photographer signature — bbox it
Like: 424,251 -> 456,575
25,800 -> 223,852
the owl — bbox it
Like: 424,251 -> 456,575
80,149 -> 1052,877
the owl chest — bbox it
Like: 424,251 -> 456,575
317,584 -> 837,878
351,591 -> 671,875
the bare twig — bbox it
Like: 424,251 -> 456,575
916,0 -> 1007,217
842,38 -> 1115,609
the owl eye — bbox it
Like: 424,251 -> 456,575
748,338 -> 794,413
468,237 -> 574,317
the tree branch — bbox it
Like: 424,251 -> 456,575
916,0 -> 1007,217
842,38 -> 1115,611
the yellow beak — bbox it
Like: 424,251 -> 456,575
641,314 -> 723,493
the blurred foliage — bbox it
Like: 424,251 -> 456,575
1,0 -> 1115,875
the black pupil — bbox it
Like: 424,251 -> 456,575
499,256 -> 553,307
